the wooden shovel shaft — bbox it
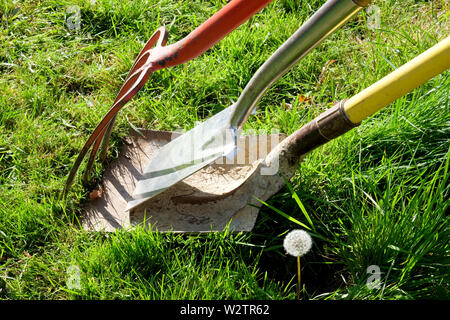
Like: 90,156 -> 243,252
344,36 -> 450,124
279,36 -> 450,164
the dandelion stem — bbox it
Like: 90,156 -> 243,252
297,256 -> 301,299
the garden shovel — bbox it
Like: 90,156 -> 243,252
127,0 -> 373,210
82,36 -> 449,232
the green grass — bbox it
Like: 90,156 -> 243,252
0,0 -> 449,300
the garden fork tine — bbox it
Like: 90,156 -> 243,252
82,27 -> 169,182
65,28 -> 168,194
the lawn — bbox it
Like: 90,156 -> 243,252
0,0 -> 449,300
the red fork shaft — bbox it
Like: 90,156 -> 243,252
157,0 -> 274,69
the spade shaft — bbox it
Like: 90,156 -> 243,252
229,0 -> 365,128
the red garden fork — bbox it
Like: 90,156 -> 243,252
63,0 -> 274,195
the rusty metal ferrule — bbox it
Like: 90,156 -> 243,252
284,100 -> 360,164
316,100 -> 359,140
352,0 -> 372,7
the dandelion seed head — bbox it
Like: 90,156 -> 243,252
283,229 -> 312,257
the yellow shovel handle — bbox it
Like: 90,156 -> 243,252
343,36 -> 450,124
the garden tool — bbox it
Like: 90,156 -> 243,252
127,0 -> 373,210
82,36 -> 450,232
63,0 -> 275,196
